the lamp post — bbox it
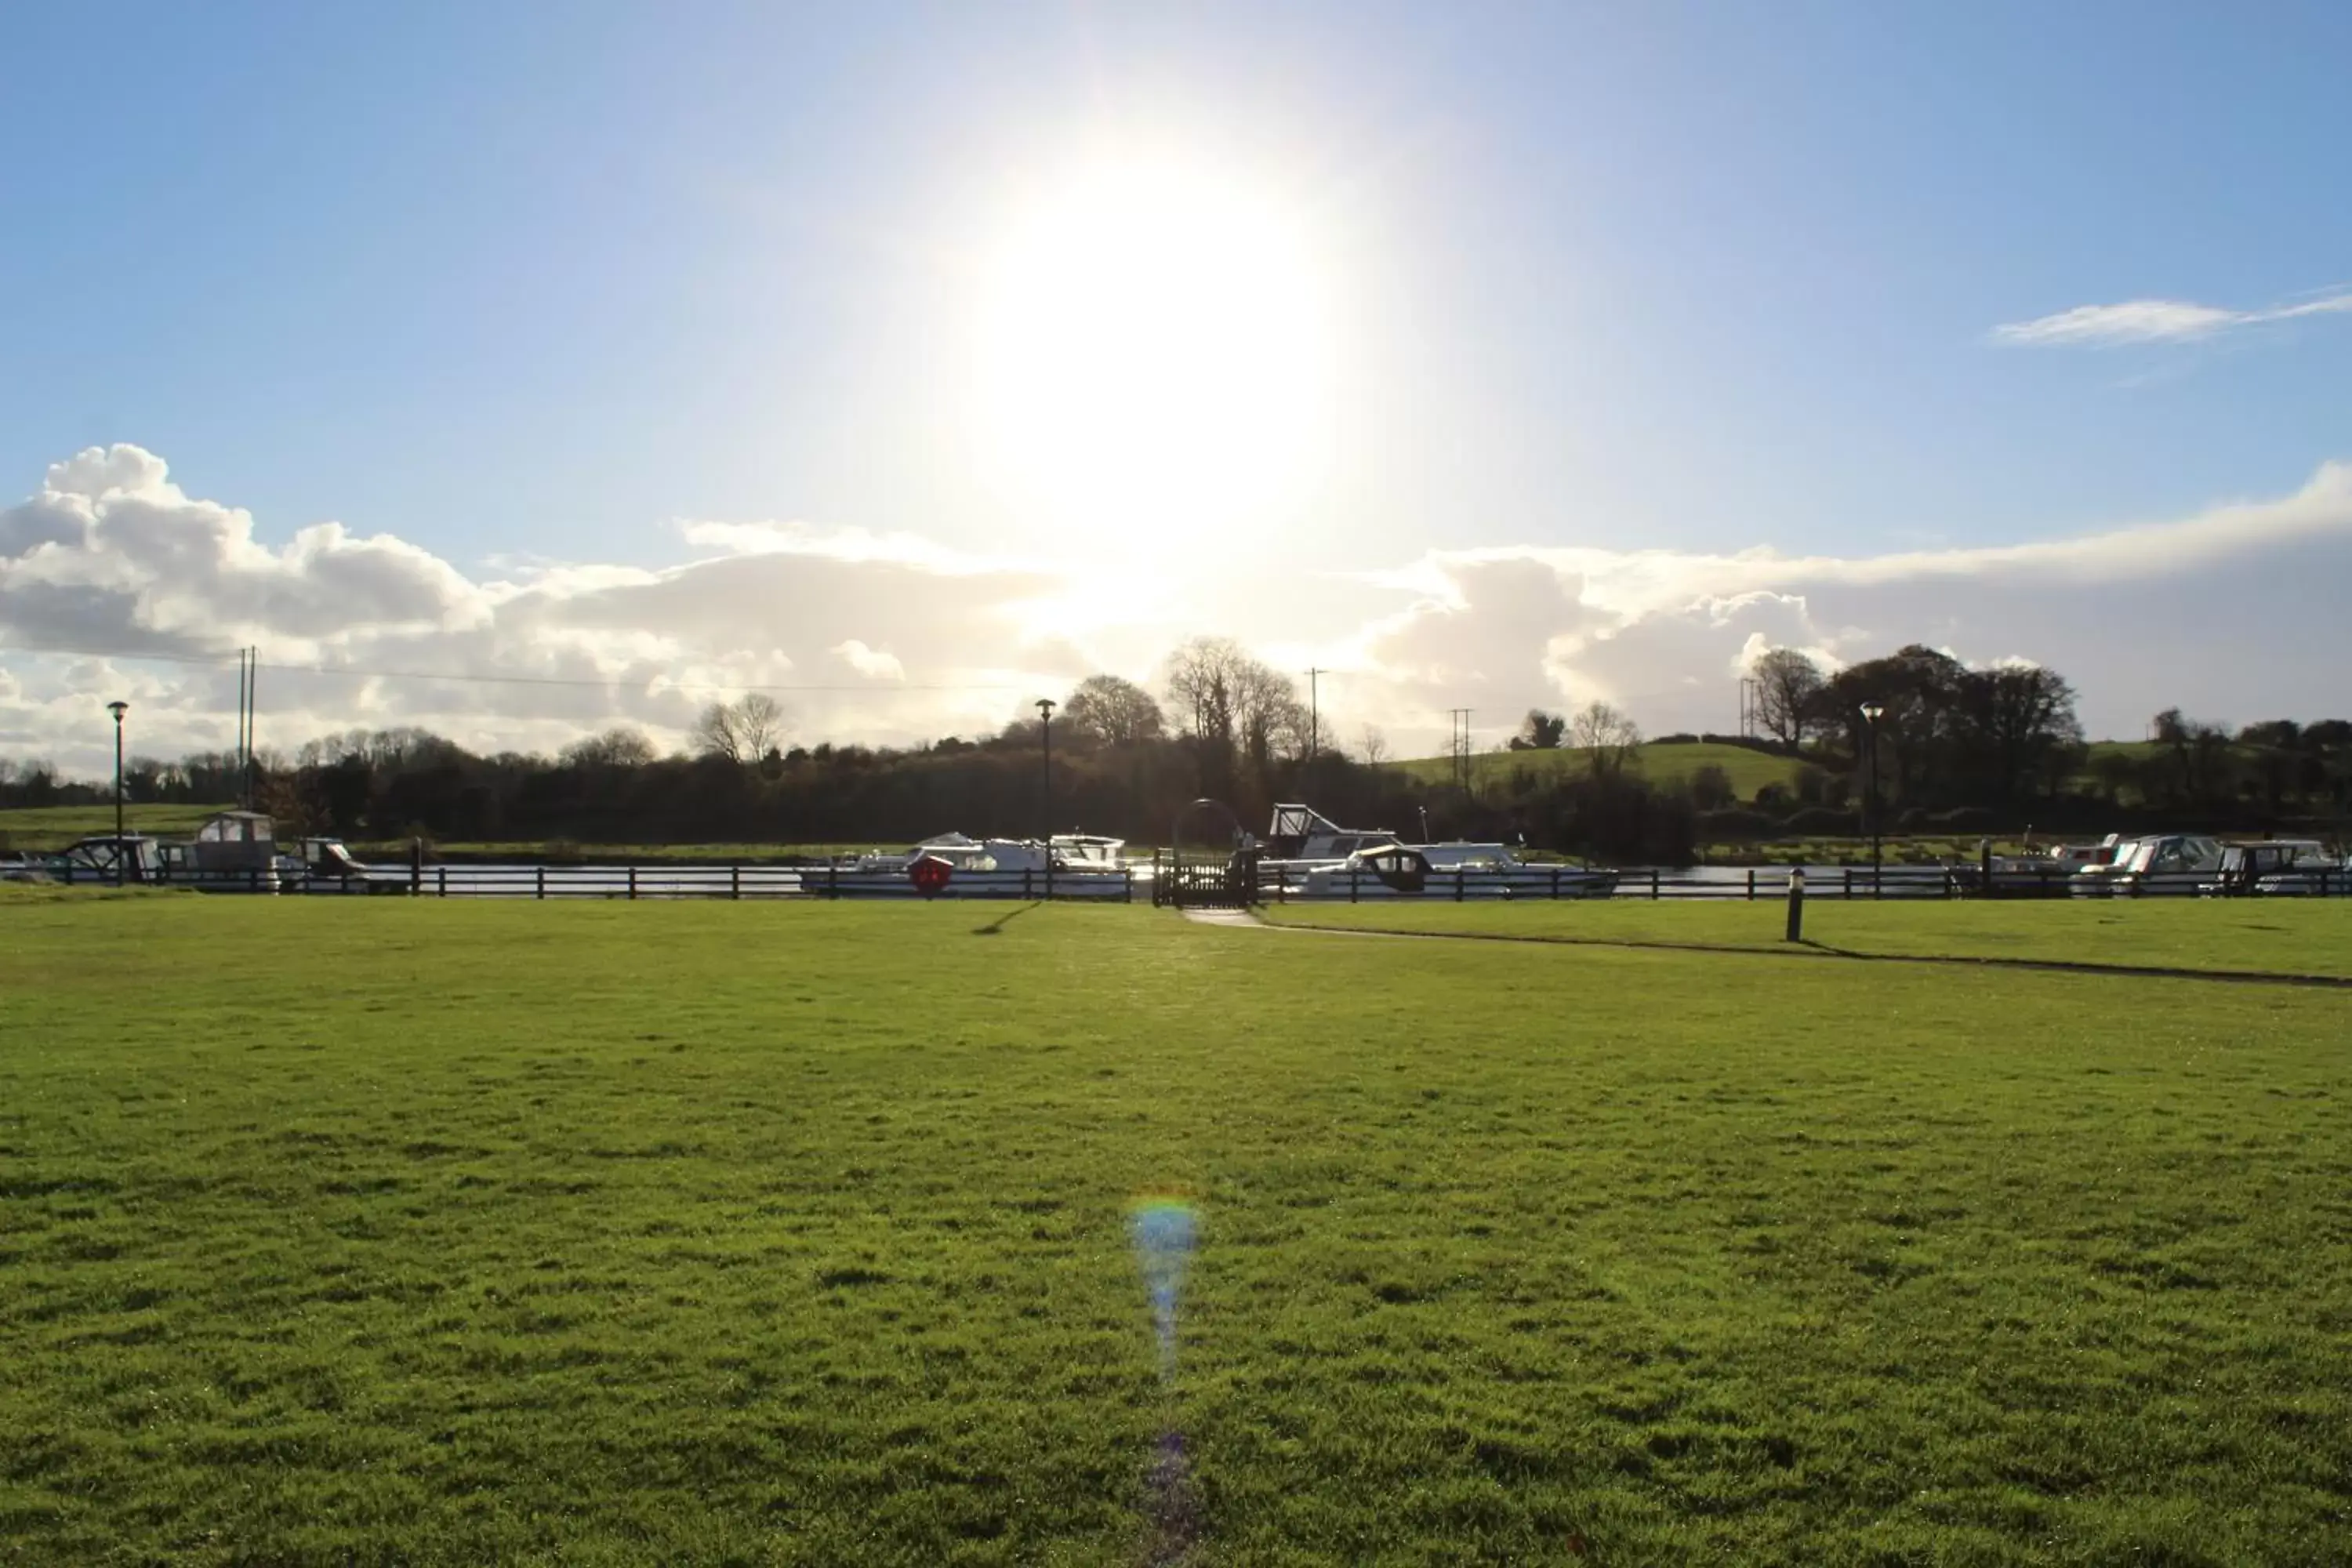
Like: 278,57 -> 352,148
1035,698 -> 1056,836
1858,702 -> 1885,873
106,700 -> 129,884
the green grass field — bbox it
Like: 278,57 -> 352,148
1394,742 -> 1802,798
4,895 -> 2349,1564
0,802 -> 229,851
1259,898 -> 2352,981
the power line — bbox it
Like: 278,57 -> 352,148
0,642 -> 1027,696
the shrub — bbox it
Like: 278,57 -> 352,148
1688,764 -> 1736,811
1697,808 -> 1773,840
1784,806 -> 1861,836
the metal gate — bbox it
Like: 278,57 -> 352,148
1153,850 -> 1257,909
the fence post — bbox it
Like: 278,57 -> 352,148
1022,867 -> 1033,901
627,866 -> 637,902
536,866 -> 546,901
1456,868 -> 1465,902
411,837 -> 423,897
1124,869 -> 1133,904
1551,865 -> 1561,900
1843,867 -> 1853,901
1650,868 -> 1660,901
1746,868 -> 1756,902
731,864 -> 741,901
1350,864 -> 1359,903
437,866 -> 447,898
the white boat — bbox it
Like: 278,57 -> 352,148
1258,803 -> 1617,899
281,837 -> 405,895
43,833 -> 165,884
823,830 -> 1132,897
2069,833 -> 2223,896
2199,840 -> 2347,897
157,810 -> 285,891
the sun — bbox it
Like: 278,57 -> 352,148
971,156 -> 1332,548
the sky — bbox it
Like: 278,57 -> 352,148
4,1 -> 2350,774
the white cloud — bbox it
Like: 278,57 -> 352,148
829,639 -> 906,681
5,443 -> 2352,775
1993,289 -> 2352,346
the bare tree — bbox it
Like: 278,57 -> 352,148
1163,638 -> 1302,754
733,695 -> 788,760
1570,701 -> 1643,780
691,696 -> 788,764
1062,674 -> 1164,746
1750,648 -> 1824,749
1358,724 -> 1391,765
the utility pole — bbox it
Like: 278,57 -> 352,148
244,647 -> 257,809
1307,668 -> 1322,759
1035,698 -> 1056,837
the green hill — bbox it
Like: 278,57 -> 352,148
1393,741 -> 1803,798
0,803 -> 230,852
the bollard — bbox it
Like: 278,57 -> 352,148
1784,867 -> 1806,942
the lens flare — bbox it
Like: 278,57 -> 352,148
1128,1197 -> 1199,1379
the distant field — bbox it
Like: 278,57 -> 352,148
1394,740 -> 1802,797
0,802 -> 227,851
1261,897 -> 2352,980
4,895 -> 2348,1563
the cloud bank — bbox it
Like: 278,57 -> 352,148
1994,289 -> 2352,347
4,445 -> 2350,775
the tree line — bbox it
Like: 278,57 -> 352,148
5,637 -> 2350,860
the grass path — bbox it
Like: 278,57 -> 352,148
4,897 -> 2349,1563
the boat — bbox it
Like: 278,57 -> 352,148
2069,833 -> 2224,896
2198,840 -> 2347,897
822,830 -> 1133,897
281,837 -> 405,895
155,810 -> 285,891
42,833 -> 164,884
1258,803 -> 1617,899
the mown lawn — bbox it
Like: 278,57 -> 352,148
3,895 -> 2348,1564
1259,898 -> 2352,981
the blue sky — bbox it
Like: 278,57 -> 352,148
3,2 -> 2350,762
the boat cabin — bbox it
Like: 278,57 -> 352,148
1265,804 -> 1397,862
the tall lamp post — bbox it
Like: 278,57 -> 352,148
1858,702 -> 1885,873
1035,698 -> 1056,836
106,700 -> 129,884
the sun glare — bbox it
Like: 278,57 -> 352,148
972,157 -> 1331,548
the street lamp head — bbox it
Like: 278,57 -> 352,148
1035,698 -> 1056,720
107,700 -> 129,721
1859,702 -> 1884,724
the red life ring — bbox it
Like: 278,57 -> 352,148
908,854 -> 953,895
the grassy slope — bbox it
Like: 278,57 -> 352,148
3,899 -> 2349,1564
1394,742 -> 1802,797
0,803 -> 228,851
1261,898 -> 2352,980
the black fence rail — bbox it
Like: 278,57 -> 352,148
1255,864 -> 2352,902
36,859 -> 1138,901
27,858 -> 2347,903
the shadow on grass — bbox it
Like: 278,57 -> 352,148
1266,920 -> 2352,990
971,902 -> 1043,937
